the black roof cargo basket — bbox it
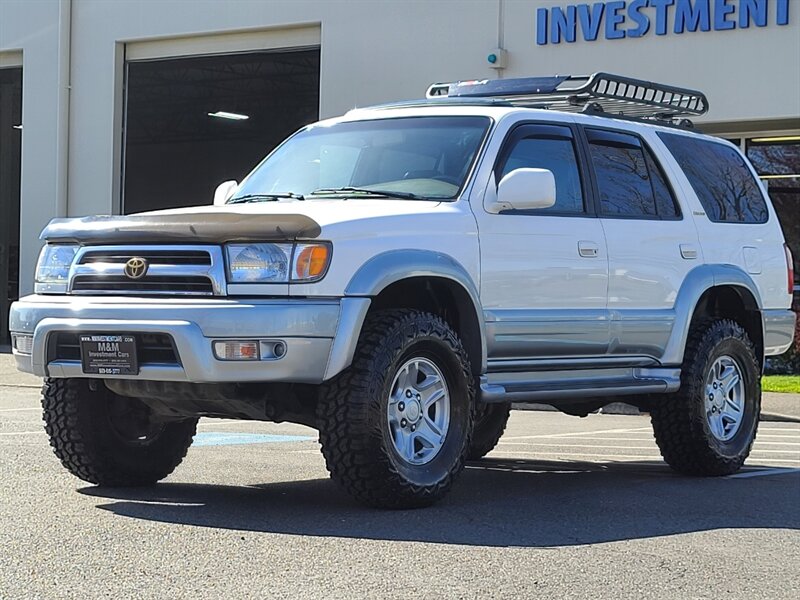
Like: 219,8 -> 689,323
426,72 -> 709,124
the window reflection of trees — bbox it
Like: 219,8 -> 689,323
660,134 -> 768,224
590,143 -> 656,216
749,141 -> 800,284
748,143 -> 800,177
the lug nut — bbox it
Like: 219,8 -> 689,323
406,390 -> 413,398
713,382 -> 718,389
398,402 -> 405,411
416,394 -> 421,400
411,425 -> 416,432
401,419 -> 407,427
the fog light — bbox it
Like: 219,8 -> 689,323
260,340 -> 287,360
213,340 -> 260,361
12,334 -> 34,355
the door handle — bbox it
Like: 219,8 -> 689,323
578,241 -> 599,258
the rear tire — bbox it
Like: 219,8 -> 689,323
42,378 -> 197,486
317,309 -> 474,509
467,403 -> 510,460
650,319 -> 760,476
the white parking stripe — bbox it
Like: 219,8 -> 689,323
0,431 -> 44,436
727,468 -> 800,479
490,450 -> 663,460
502,427 -> 652,441
753,441 -> 800,446
0,407 -> 40,413
499,442 -> 660,450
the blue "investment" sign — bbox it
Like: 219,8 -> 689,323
536,0 -> 791,45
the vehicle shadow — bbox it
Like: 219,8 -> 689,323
79,457 -> 800,548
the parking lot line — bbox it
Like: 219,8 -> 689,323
0,431 -> 45,436
0,407 -> 40,413
498,442 -> 661,450
502,426 -> 653,441
490,450 -> 664,460
193,432 -> 315,446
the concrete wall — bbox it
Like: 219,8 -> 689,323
2,0 -> 799,294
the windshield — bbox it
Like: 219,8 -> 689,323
231,116 -> 491,202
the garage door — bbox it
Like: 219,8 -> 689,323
122,47 -> 320,214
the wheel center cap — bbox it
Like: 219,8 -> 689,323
405,399 -> 421,422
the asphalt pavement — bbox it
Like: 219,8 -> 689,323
1,373 -> 799,599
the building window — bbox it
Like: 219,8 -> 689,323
747,136 -> 800,291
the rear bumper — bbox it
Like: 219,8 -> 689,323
763,309 -> 797,356
9,294 -> 370,384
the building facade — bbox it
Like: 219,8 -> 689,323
1,0 -> 798,341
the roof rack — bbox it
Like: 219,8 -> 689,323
425,72 -> 709,124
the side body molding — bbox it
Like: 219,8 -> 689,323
340,249 -> 487,375
661,264 -> 763,366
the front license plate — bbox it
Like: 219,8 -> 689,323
80,335 -> 139,376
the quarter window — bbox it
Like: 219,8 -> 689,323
586,128 -> 679,219
658,132 -> 768,224
497,124 -> 584,214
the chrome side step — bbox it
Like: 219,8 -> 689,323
478,367 -> 681,405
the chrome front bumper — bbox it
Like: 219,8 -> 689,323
9,295 -> 370,384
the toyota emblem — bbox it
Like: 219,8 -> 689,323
124,257 -> 149,280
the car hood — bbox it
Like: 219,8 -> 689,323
40,199 -> 450,244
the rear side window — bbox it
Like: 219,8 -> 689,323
586,128 -> 680,219
658,133 -> 768,224
497,124 -> 584,214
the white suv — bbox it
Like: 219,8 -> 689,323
9,73 -> 796,508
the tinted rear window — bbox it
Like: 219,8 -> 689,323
658,133 -> 768,224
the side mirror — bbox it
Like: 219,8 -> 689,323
490,168 -> 556,213
213,180 -> 238,206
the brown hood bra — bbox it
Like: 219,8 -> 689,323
40,213 -> 322,244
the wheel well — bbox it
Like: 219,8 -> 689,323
369,277 -> 483,376
691,285 -> 764,365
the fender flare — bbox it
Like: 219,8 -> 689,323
661,264 -> 763,365
325,249 -> 487,377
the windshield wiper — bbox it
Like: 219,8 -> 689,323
310,187 -> 428,201
227,192 -> 305,204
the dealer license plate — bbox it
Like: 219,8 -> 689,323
79,335 -> 139,375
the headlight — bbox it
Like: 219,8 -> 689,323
227,243 -> 292,283
35,245 -> 78,289
226,242 -> 331,283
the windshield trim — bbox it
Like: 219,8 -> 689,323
230,114 -> 496,204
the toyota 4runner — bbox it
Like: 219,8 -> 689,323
9,73 -> 796,508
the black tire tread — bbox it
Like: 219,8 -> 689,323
650,318 -> 760,476
467,403 -> 511,460
42,378 -> 197,486
317,309 -> 474,509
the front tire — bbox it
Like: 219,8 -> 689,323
317,309 -> 474,508
650,319 -> 760,476
42,378 -> 198,486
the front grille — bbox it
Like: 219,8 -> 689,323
79,250 -> 212,266
68,245 -> 224,296
72,275 -> 214,294
50,332 -> 180,365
